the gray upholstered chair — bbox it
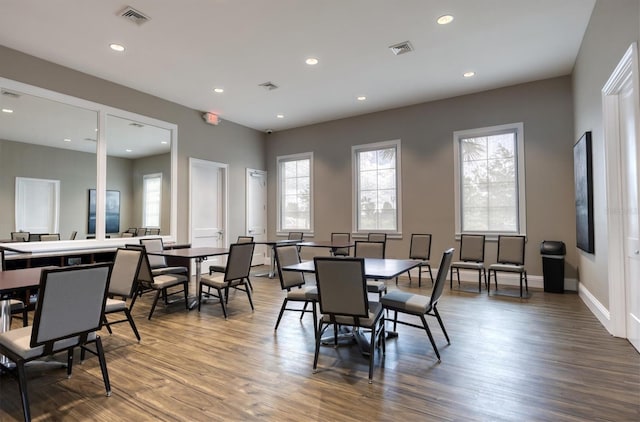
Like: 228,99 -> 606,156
139,238 -> 189,277
330,232 -> 351,256
381,248 -> 455,362
367,233 -> 387,243
121,232 -> 134,238
40,234 -> 61,241
10,232 -> 29,242
313,257 -> 385,383
0,263 -> 113,422
198,242 -> 255,319
354,240 -> 387,298
103,248 -> 143,341
288,232 -> 304,241
449,234 -> 486,292
488,235 -> 528,297
402,233 -> 434,287
0,249 -> 29,327
127,244 -> 189,320
273,245 -> 318,336
145,228 -> 160,235
209,235 -> 254,280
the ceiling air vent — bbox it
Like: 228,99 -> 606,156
129,122 -> 145,128
118,6 -> 151,25
259,81 -> 279,91
1,90 -> 20,99
389,41 -> 414,56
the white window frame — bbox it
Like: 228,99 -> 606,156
352,139 -> 402,237
142,173 -> 162,228
276,152 -> 314,235
453,122 -> 526,240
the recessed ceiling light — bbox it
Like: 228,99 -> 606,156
437,15 -> 454,25
110,43 -> 125,52
213,87 -> 224,93
1,108 -> 13,113
357,96 -> 367,101
305,57 -> 319,65
276,114 -> 284,119
63,138 -> 71,142
463,71 -> 476,78
161,141 -> 168,144
125,149 -> 132,152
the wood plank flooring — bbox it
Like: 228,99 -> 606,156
0,269 -> 638,421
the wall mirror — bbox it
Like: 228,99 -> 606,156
0,77 -> 177,245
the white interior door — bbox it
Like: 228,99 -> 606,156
619,74 -> 640,352
189,158 -> 227,267
247,169 -> 267,265
15,177 -> 60,234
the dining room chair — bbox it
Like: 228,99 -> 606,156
40,233 -> 61,241
145,228 -> 161,236
209,236 -> 254,289
449,234 -> 487,293
0,249 -> 29,327
139,237 -> 189,277
487,235 -> 528,297
287,232 -> 304,241
198,242 -> 255,319
0,263 -> 113,422
354,240 -> 387,298
121,232 -> 134,238
381,248 -> 455,362
330,232 -> 351,257
367,233 -> 387,243
313,256 -> 385,383
102,248 -> 144,341
126,244 -> 189,320
273,245 -> 318,337
10,232 -> 29,242
400,233 -> 434,287
69,230 -> 77,240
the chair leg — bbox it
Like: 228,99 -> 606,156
478,269 -> 482,293
148,290 -> 162,320
300,301 -> 308,320
244,281 -> 254,311
218,287 -> 228,319
103,316 -> 113,334
95,336 -> 112,397
198,282 -> 204,312
183,281 -> 189,310
428,265 -> 434,285
368,325 -> 376,384
17,361 -> 31,422
311,301 -> 318,340
274,299 -> 288,330
124,309 -> 141,341
420,314 -> 441,361
418,268 -> 421,287
21,308 -> 28,327
246,276 -> 254,291
432,306 -> 450,344
67,348 -> 74,378
313,320 -> 324,373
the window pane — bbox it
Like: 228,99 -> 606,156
359,151 -> 377,171
279,156 -> 311,231
360,170 -> 377,190
377,148 -> 396,169
377,169 -> 395,190
143,174 -> 162,227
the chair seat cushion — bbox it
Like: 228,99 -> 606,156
321,302 -> 383,328
104,298 -> 126,312
380,290 -> 431,315
208,265 -> 226,273
366,280 -> 386,293
9,299 -> 25,311
287,285 -> 318,300
200,274 -> 245,289
451,261 -> 484,270
152,266 -> 188,276
489,263 -> 525,273
153,274 -> 188,289
0,327 -> 97,360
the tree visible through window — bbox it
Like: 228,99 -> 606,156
143,173 -> 162,228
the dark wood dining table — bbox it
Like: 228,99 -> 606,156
253,239 -> 301,278
282,257 -> 421,280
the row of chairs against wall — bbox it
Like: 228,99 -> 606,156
10,231 -> 76,242
121,227 -> 160,238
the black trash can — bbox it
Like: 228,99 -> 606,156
540,241 -> 566,293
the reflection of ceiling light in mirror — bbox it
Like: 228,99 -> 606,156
63,138 -> 71,142
357,96 -> 366,101
305,58 -> 319,65
437,15 -> 454,25
110,43 -> 125,52
276,114 -> 284,119
214,88 -> 224,93
161,141 -> 168,144
463,71 -> 476,78
2,108 -> 13,113
125,149 -> 132,152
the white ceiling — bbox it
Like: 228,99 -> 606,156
0,0 -> 596,132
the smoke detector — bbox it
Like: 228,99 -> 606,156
389,41 -> 414,56
118,6 -> 151,25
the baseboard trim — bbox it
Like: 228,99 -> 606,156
440,268 -> 578,291
578,282 -> 612,334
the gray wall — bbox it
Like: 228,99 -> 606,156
0,44 -> 266,244
572,0 -> 640,307
266,76 -> 577,279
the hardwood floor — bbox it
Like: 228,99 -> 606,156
0,268 -> 638,421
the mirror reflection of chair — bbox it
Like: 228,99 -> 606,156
198,242 -> 255,319
401,234 -> 434,287
381,248 -> 455,362
488,235 -> 528,298
121,232 -> 134,238
10,232 -> 29,242
449,234 -> 486,293
40,234 -> 61,241
0,263 -> 113,422
103,248 -> 144,341
145,228 -> 160,236
69,231 -> 77,240
354,241 -> 387,298
313,256 -> 385,384
330,232 -> 350,256
273,245 -> 318,337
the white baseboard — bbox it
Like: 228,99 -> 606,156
436,268 -> 578,291
578,282 -> 612,334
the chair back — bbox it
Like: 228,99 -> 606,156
40,234 -> 61,241
136,228 -> 146,237
109,248 -> 143,298
0,249 -> 5,271
331,232 -> 350,256
429,248 -> 455,308
122,232 -> 134,238
29,233 -> 41,242
237,236 -> 254,243
225,242 -> 255,281
145,228 -> 161,236
314,257 -> 368,319
409,234 -> 432,260
69,231 -> 77,240
496,235 -> 526,265
140,238 -> 168,268
354,241 -> 385,259
275,245 -> 305,290
125,244 -> 155,284
11,232 -> 29,242
30,263 -> 112,349
459,234 -> 485,262
287,232 -> 304,241
367,233 -> 387,243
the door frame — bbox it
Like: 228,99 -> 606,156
603,42 -> 640,337
246,168 -> 268,264
188,157 -> 229,246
